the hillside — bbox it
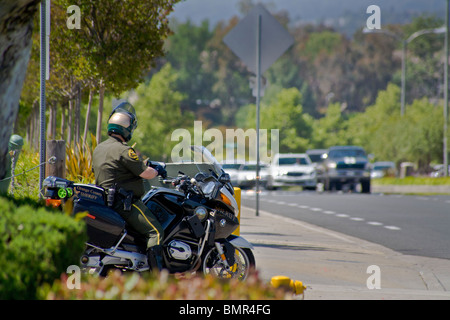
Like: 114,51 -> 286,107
171,0 -> 445,35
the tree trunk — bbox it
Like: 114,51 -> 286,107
67,99 -> 73,145
96,81 -> 105,143
60,103 -> 66,139
74,84 -> 81,145
30,100 -> 39,151
47,101 -> 57,139
83,88 -> 94,143
0,0 -> 40,180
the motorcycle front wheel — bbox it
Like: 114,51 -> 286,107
201,246 -> 255,281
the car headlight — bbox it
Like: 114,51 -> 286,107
327,162 -> 337,169
194,206 -> 208,221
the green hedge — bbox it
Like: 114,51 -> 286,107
0,196 -> 87,299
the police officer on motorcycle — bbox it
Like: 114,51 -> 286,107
92,101 -> 167,272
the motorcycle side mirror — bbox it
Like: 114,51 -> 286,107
219,173 -> 231,184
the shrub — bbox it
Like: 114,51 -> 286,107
66,134 -> 97,183
6,147 -> 40,201
40,269 -> 294,300
0,196 -> 87,299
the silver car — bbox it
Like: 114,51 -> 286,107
221,160 -> 245,187
266,153 -> 316,190
236,161 -> 269,189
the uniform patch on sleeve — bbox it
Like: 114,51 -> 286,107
128,148 -> 139,161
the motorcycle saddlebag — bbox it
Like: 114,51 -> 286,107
73,184 -> 126,248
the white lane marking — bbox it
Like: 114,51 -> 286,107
384,225 -> 401,230
245,196 -> 402,231
248,207 -> 357,244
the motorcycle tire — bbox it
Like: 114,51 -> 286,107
201,246 -> 255,281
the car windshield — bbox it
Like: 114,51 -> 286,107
373,165 -> 393,170
328,149 -> 366,158
278,157 -> 308,165
242,164 -> 267,170
308,154 -> 323,163
222,164 -> 242,170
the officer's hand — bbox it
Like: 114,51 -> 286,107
153,165 -> 167,179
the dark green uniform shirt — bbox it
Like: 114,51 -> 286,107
93,136 -> 147,197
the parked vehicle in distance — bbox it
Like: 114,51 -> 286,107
430,164 -> 450,177
306,149 -> 327,165
221,160 -> 245,187
266,153 -> 316,190
371,161 -> 397,179
317,146 -> 371,193
236,161 -> 269,189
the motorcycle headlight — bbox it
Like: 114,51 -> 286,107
194,206 -> 208,221
202,181 -> 216,196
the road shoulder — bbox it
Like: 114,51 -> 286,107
239,206 -> 450,300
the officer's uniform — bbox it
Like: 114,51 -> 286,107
92,136 -> 164,249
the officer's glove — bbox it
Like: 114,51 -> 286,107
147,161 -> 167,179
153,165 -> 167,179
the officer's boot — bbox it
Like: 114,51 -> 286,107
147,245 -> 163,272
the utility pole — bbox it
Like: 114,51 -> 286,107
39,0 -> 48,198
444,0 -> 449,177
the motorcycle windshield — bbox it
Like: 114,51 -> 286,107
189,146 -> 224,177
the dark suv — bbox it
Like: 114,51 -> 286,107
317,146 -> 371,193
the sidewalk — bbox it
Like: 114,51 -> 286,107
239,206 -> 450,300
372,184 -> 450,195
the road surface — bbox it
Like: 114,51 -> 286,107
241,190 -> 450,260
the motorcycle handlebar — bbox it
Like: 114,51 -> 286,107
161,176 -> 197,186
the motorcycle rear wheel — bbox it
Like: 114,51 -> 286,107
201,246 -> 255,281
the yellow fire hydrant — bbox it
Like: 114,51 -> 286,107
271,275 -> 306,299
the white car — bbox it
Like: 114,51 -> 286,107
371,161 -> 396,179
266,153 -> 316,190
221,160 -> 245,187
236,161 -> 269,189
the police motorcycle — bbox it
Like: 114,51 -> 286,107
43,146 -> 255,280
